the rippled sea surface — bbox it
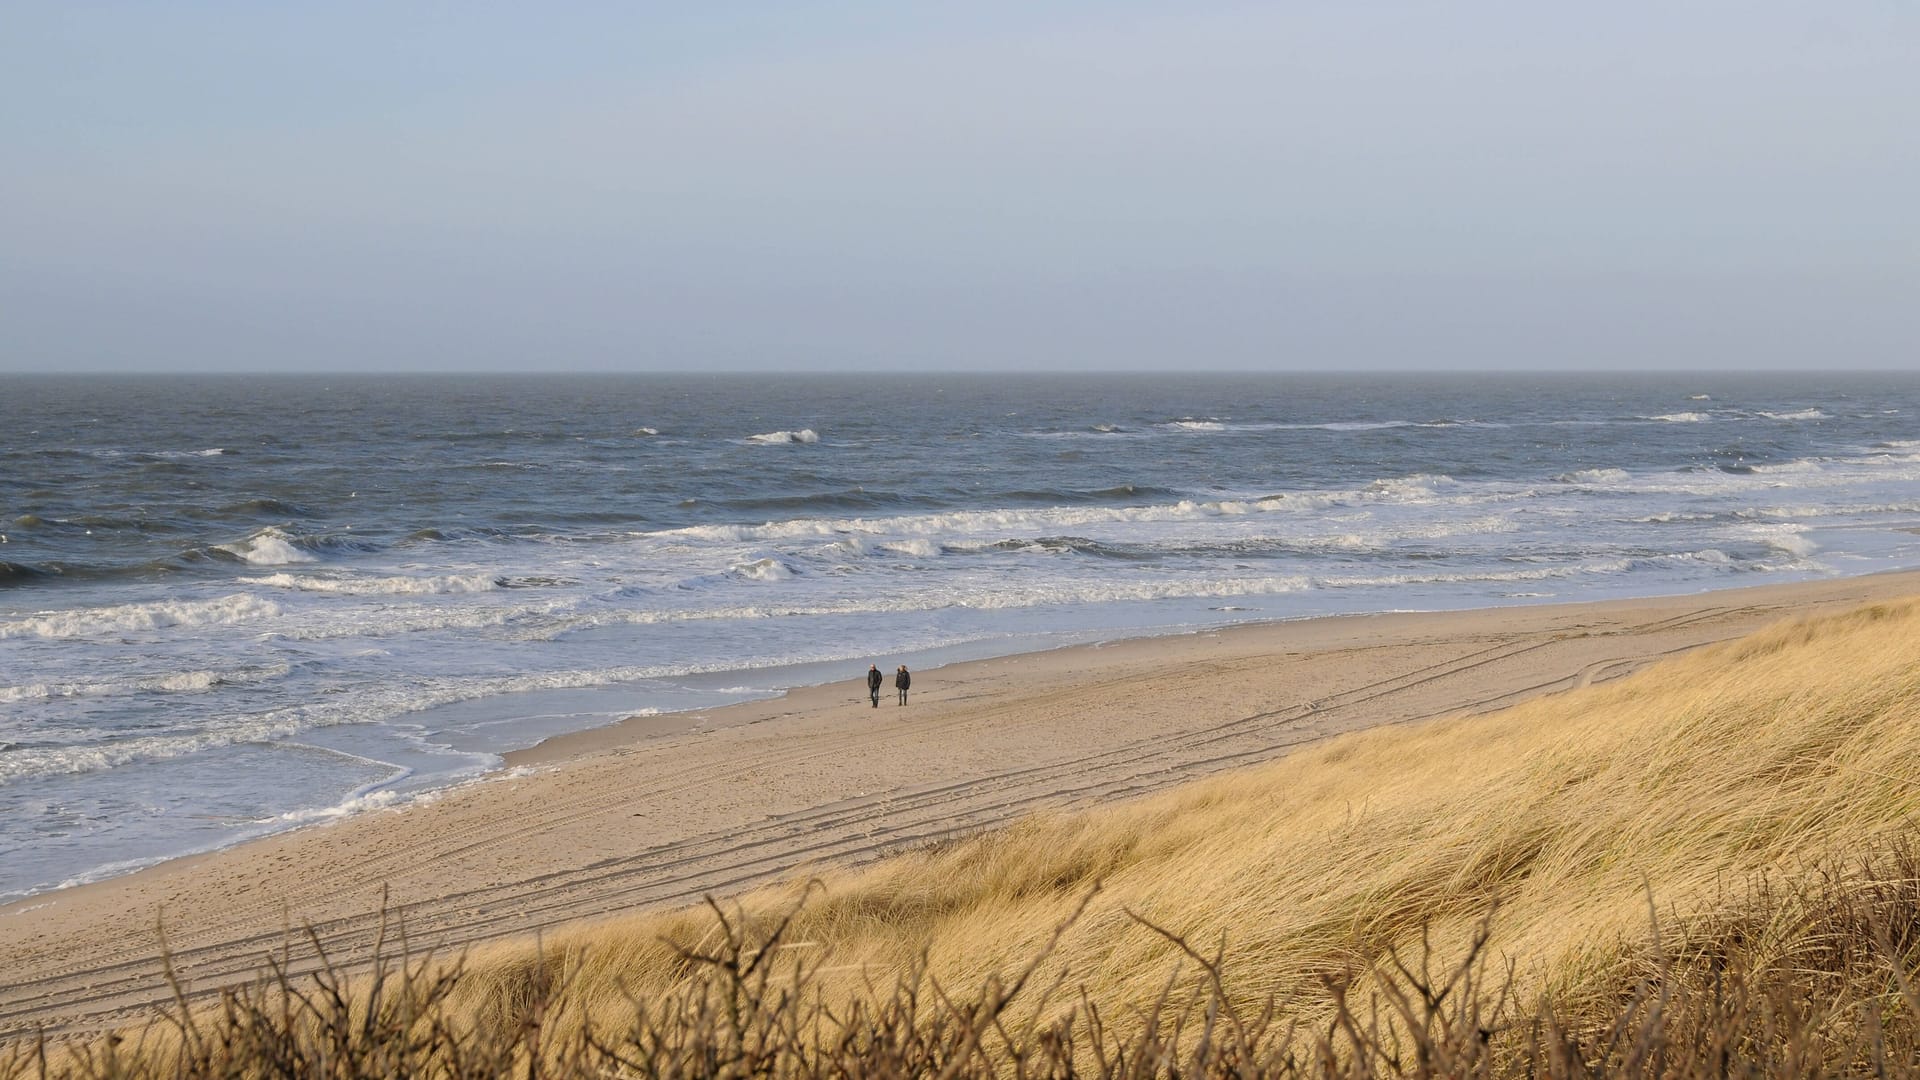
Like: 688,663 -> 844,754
3,373 -> 1917,897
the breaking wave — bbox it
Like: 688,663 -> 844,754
0,664 -> 290,703
216,527 -> 317,565
652,476 -> 1463,546
747,428 -> 820,444
731,557 -> 796,581
210,527 -> 383,566
253,572 -> 502,595
0,593 -> 281,640
0,660 -> 837,784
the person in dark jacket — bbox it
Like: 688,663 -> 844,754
866,664 -> 883,707
895,664 -> 911,705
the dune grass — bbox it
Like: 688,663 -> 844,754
452,598 -> 1920,1035
15,597 -> 1920,1076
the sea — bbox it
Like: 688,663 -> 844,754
3,372 -> 1918,900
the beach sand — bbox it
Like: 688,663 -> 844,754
6,570 -> 1919,1037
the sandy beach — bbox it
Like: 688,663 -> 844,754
6,570 -> 1919,1037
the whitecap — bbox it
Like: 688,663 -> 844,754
218,526 -> 317,565
1747,460 -> 1825,476
731,557 -> 795,581
747,428 -> 820,444
880,539 -> 939,558
651,477 -> 1476,548
1633,511 -> 1717,523
1319,420 -> 1417,431
1363,473 -> 1456,500
1555,468 -> 1630,485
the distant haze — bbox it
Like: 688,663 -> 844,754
2,3 -> 1916,373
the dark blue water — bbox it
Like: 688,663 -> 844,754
3,373 -> 1918,898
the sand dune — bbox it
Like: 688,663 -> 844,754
6,570 -> 1919,1036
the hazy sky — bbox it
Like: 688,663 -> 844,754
3,3 -> 1916,373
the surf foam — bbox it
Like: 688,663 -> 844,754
0,593 -> 281,640
254,572 -> 502,595
748,428 -> 820,444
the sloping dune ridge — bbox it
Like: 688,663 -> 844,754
446,598 -> 1920,1031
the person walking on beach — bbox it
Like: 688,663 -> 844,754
866,664 -> 883,708
895,664 -> 911,705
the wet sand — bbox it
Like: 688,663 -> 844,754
6,570 -> 1919,1036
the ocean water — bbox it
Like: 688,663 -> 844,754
3,372 -> 1918,899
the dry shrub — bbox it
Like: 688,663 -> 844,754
12,845 -> 1920,1078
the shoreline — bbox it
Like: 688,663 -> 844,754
486,582 -> 1763,770
0,585 -> 1758,905
6,568 -> 1920,1035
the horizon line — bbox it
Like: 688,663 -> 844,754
1,367 -> 1913,379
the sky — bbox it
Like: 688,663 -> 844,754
2,2 -> 1916,373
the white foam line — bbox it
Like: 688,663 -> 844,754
645,477 -> 1465,546
274,740 -> 412,775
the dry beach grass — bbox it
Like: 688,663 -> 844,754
14,590 -> 1920,1075
449,597 -> 1920,1047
